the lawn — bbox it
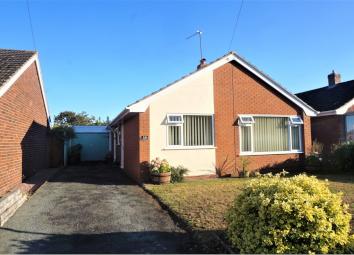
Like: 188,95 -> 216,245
145,174 -> 354,248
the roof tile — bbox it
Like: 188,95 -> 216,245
0,49 -> 36,87
296,80 -> 354,111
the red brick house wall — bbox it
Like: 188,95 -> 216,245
311,115 -> 346,151
122,108 -> 150,183
213,61 -> 311,175
0,62 -> 49,196
139,108 -> 150,181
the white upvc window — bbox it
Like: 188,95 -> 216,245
238,115 -> 255,125
346,114 -> 354,141
289,116 -> 304,125
166,114 -> 184,124
239,115 -> 303,155
166,114 -> 214,148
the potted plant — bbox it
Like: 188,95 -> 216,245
150,158 -> 171,184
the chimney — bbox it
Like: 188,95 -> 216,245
197,58 -> 207,70
328,70 -> 341,86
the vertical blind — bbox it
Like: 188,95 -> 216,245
253,117 -> 289,152
168,125 -> 181,145
240,116 -> 303,152
291,126 -> 300,150
183,115 -> 213,146
241,126 -> 252,151
167,115 -> 213,146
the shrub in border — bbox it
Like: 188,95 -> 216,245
226,173 -> 351,253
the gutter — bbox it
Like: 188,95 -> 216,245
109,108 -> 130,127
316,110 -> 338,117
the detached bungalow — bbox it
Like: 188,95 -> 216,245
110,52 -> 317,182
0,49 -> 50,196
297,71 -> 354,150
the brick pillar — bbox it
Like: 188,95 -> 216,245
302,112 -> 312,155
138,108 -> 150,182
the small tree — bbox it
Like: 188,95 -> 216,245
54,111 -> 95,126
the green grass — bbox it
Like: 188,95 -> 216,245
145,174 -> 354,233
317,174 -> 354,212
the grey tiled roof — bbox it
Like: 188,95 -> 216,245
0,49 -> 36,87
296,80 -> 354,111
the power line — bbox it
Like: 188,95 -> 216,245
26,0 -> 37,50
228,0 -> 244,51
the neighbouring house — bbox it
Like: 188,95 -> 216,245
0,49 -> 50,196
65,126 -> 111,163
296,71 -> 354,151
109,52 -> 317,183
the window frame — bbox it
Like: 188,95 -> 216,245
165,113 -> 215,149
289,116 -> 304,125
239,114 -> 303,155
166,114 -> 184,124
345,113 -> 354,142
238,115 -> 255,125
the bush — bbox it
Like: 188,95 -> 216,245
332,142 -> 354,172
50,126 -> 75,140
305,154 -> 322,170
171,166 -> 188,183
149,158 -> 170,174
226,173 -> 351,254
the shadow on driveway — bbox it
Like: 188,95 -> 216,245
1,227 -> 194,253
48,163 -> 135,186
0,164 -> 200,253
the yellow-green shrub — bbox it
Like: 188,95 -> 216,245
226,173 -> 351,253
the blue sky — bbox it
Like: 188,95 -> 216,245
1,0 -> 354,121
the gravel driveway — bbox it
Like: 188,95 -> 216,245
0,164 -> 193,253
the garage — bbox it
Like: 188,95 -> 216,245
67,126 -> 111,162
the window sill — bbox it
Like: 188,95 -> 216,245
163,146 -> 216,150
240,151 -> 303,156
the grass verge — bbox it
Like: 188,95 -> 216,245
145,174 -> 354,252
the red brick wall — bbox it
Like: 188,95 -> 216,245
311,115 -> 345,151
123,114 -> 140,181
303,113 -> 312,155
213,61 -> 311,175
139,108 -> 150,182
122,108 -> 150,183
0,62 -> 49,196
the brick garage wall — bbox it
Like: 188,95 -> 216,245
213,61 -> 311,175
0,62 -> 49,196
122,108 -> 150,183
311,115 -> 345,151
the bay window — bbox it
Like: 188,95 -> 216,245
239,115 -> 303,154
167,114 -> 214,147
346,115 -> 354,141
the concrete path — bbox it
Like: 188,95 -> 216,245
0,164 -> 193,253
